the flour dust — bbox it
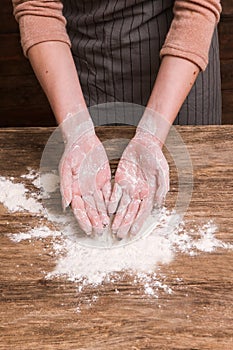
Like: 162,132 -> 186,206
1,169 -> 232,303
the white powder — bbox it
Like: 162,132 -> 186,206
32,172 -> 60,194
163,220 -> 232,255
3,172 -> 233,300
45,211 -> 232,295
0,176 -> 43,214
20,167 -> 38,181
47,214 -> 175,286
192,223 -> 230,252
9,226 -> 61,243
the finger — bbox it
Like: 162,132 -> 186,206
116,198 -> 141,239
83,194 -> 104,236
130,197 -> 153,236
72,194 -> 92,235
93,189 -> 110,227
154,163 -> 170,206
102,180 -> 112,208
108,182 -> 122,215
111,191 -> 131,233
59,159 -> 72,210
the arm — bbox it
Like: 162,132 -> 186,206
27,41 -> 87,125
28,42 -> 112,235
12,0 -> 86,124
160,0 -> 222,71
142,55 -> 199,145
109,1 -> 222,237
12,1 -> 112,234
141,0 -> 222,144
12,0 -> 71,57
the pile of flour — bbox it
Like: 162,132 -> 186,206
1,169 -> 232,298
0,175 -> 43,213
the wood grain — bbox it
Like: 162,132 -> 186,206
0,126 -> 233,350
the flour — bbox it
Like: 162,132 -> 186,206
10,226 -> 61,243
20,168 -> 38,181
45,212 -> 231,295
32,172 -> 60,194
46,212 -> 175,286
192,223 -> 229,252
0,176 -> 43,214
2,172 -> 233,300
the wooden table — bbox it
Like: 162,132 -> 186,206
0,126 -> 233,350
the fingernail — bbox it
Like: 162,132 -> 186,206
62,198 -> 69,211
108,203 -> 116,215
117,231 -> 126,239
85,231 -> 93,236
102,216 -> 110,227
130,227 -> 137,236
108,208 -> 115,215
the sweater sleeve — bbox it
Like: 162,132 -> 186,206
160,0 -> 222,71
12,0 -> 71,57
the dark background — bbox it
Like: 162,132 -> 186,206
1,0 -> 232,126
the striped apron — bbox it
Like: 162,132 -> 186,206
62,0 -> 221,125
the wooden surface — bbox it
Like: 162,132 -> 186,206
0,0 -> 233,126
0,126 -> 233,350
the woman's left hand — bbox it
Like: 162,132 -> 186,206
108,128 -> 169,238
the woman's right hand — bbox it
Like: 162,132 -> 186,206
59,112 -> 112,235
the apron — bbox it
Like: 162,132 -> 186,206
62,0 -> 221,125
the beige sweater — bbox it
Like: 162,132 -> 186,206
12,0 -> 221,71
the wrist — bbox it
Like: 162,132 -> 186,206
135,128 -> 163,149
137,108 -> 172,147
60,108 -> 94,145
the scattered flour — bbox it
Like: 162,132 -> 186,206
10,226 -> 62,243
45,213 -> 232,294
1,172 -> 233,300
32,172 -> 60,194
47,213 -> 175,286
20,168 -> 38,181
0,176 -> 43,214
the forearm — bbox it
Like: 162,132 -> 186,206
145,0 -> 221,145
28,41 -> 87,124
145,55 -> 200,144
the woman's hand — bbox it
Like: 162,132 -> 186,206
59,114 -> 111,236
108,121 -> 169,239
